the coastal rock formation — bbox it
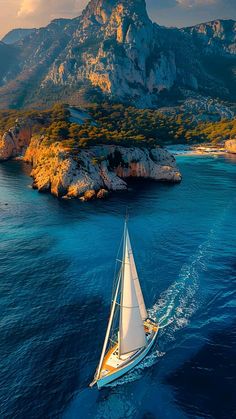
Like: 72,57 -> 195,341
225,139 -> 236,153
0,119 -> 32,160
24,139 -> 181,199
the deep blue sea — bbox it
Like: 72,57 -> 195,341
0,155 -> 236,419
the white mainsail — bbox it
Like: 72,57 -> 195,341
119,227 -> 147,356
127,233 -> 148,321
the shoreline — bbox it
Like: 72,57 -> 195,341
166,144 -> 231,157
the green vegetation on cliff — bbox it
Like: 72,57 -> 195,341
0,103 -> 235,150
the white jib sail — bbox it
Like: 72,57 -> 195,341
127,232 -> 148,321
119,229 -> 147,356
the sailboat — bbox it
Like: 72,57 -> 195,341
90,221 -> 159,389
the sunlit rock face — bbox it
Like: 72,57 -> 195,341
225,139 -> 236,154
44,0 -> 171,104
40,0 -> 209,106
0,120 -> 32,160
24,141 -> 181,199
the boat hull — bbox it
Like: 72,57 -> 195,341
96,328 -> 158,389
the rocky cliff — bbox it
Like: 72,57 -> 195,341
225,139 -> 236,154
36,8 -> 236,106
0,0 -> 235,108
0,115 -> 181,200
23,139 -> 181,199
0,119 -> 32,160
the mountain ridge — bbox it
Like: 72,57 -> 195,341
1,28 -> 36,45
0,0 -> 235,109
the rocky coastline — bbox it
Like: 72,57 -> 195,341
225,139 -> 236,154
24,139 -> 181,200
167,141 -> 236,156
0,121 -> 182,200
0,119 -> 32,161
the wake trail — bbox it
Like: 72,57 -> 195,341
150,200 -> 233,336
150,229 -> 215,333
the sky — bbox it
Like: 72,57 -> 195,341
0,0 -> 235,39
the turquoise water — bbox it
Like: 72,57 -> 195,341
0,155 -> 235,418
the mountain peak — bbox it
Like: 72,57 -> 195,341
83,0 -> 148,24
0,0 -> 235,109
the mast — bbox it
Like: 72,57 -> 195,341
93,270 -> 121,383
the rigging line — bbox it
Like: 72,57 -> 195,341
111,224 -> 126,302
109,338 -> 118,345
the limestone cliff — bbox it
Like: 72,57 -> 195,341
0,119 -> 32,160
23,138 -> 181,199
225,139 -> 236,154
0,113 -> 181,200
42,0 -> 200,107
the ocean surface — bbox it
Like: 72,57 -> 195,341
0,155 -> 235,419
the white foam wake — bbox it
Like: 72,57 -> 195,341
150,229 -> 215,333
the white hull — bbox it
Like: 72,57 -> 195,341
96,328 -> 158,389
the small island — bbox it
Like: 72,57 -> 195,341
1,102 -> 236,200
0,104 -> 183,200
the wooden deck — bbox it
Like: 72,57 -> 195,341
100,344 -> 118,376
100,320 -> 158,379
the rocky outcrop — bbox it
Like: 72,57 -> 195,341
0,113 -> 181,199
24,139 -> 181,199
0,119 -> 32,160
225,139 -> 236,153
97,188 -> 109,199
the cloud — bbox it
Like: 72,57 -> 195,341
18,0 -> 40,17
17,0 -> 88,20
0,0 -> 235,40
146,0 -> 236,28
177,0 -> 216,7
150,0 -> 217,9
